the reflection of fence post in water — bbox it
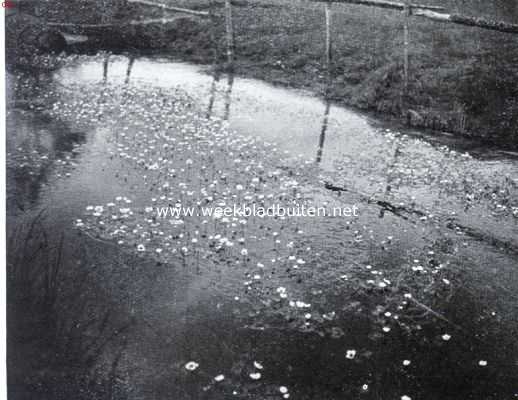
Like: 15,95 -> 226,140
125,56 -> 135,84
206,72 -> 234,121
379,141 -> 402,218
223,72 -> 234,121
316,99 -> 331,163
206,71 -> 221,118
102,53 -> 110,84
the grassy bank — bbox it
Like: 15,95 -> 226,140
8,0 -> 518,147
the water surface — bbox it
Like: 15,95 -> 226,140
7,55 -> 518,400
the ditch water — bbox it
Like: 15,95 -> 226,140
6,54 -> 518,400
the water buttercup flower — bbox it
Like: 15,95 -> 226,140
346,350 -> 356,359
185,361 -> 199,371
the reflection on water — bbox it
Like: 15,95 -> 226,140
125,55 -> 135,84
316,98 -> 331,163
223,73 -> 234,121
6,74 -> 88,212
206,69 -> 221,119
7,55 -> 518,400
102,53 -> 110,84
205,69 -> 235,121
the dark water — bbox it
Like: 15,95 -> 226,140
7,55 -> 518,400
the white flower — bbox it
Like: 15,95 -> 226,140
185,361 -> 199,371
253,361 -> 263,370
346,350 -> 356,359
401,396 -> 411,400
214,374 -> 225,382
403,360 -> 411,366
137,244 -> 146,252
478,360 -> 487,366
241,249 -> 248,256
279,386 -> 288,394
362,384 -> 368,391
442,334 -> 451,341
249,372 -> 261,380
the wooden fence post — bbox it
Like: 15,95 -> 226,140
101,0 -> 107,24
324,2 -> 333,72
224,0 -> 235,69
403,2 -> 410,92
208,0 -> 218,64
